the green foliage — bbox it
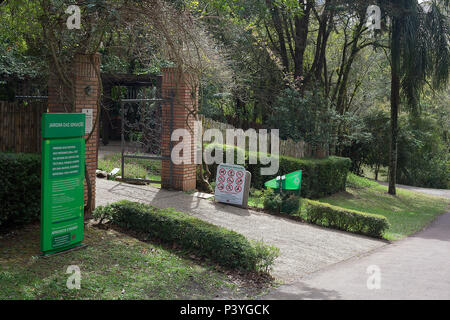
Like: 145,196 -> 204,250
91,205 -> 113,224
320,174 -> 450,240
388,0 -> 449,110
190,0 -> 286,127
262,189 -> 300,215
247,188 -> 265,208
396,116 -> 449,189
346,173 -> 379,189
267,88 -> 335,147
305,200 -> 390,238
281,194 -> 301,214
207,144 -> 351,198
199,82 -> 234,122
343,108 -> 449,189
93,201 -> 279,272
0,223 -> 262,299
262,189 -> 283,213
0,1 -> 47,79
0,153 -> 40,228
252,240 -> 280,274
98,153 -> 161,182
340,109 -> 389,176
0,36 -> 43,79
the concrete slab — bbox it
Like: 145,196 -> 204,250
192,192 -> 215,200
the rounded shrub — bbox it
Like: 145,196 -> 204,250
281,195 -> 301,215
0,153 -> 41,228
263,189 -> 283,213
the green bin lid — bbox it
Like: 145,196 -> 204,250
265,170 -> 302,190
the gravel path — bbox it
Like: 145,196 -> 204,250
377,182 -> 450,198
96,178 -> 386,283
263,184 -> 450,299
264,210 -> 450,300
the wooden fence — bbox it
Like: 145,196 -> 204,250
0,100 -> 48,154
279,138 -> 313,159
202,117 -> 313,159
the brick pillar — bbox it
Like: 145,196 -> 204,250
161,67 -> 198,192
47,53 -> 101,213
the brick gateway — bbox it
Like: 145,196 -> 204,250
48,54 -> 198,214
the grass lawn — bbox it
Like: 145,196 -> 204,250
248,189 -> 265,209
98,153 -> 162,182
360,165 -> 389,182
314,174 -> 450,241
0,223 -> 272,300
246,174 -> 449,241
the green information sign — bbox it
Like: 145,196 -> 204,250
41,113 -> 86,255
264,170 -> 302,191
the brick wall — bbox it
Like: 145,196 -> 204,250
47,53 -> 100,213
161,67 -> 198,192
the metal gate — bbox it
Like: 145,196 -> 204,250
119,86 -> 174,186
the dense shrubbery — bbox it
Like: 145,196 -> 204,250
207,144 -> 351,199
396,117 -> 449,189
0,35 -> 43,83
93,201 -> 279,273
0,153 -> 41,228
262,189 -> 282,213
343,110 -> 449,189
262,189 -> 300,215
281,195 -> 301,214
305,200 -> 390,238
267,88 -> 334,148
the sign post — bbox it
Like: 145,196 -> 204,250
214,164 -> 251,208
41,113 -> 86,256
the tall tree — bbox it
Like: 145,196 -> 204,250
377,0 -> 449,195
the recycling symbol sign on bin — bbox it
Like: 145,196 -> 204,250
264,170 -> 302,192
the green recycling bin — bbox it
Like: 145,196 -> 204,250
264,170 -> 302,193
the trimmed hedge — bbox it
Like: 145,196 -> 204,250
305,200 -> 390,238
0,153 -> 41,228
207,144 -> 351,199
93,201 -> 279,272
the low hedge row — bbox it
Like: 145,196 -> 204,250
207,144 -> 351,199
0,153 -> 41,228
93,201 -> 279,272
305,200 -> 390,238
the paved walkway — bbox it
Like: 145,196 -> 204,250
264,185 -> 450,300
377,181 -> 450,198
96,179 -> 385,283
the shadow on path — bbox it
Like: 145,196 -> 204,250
263,282 -> 341,300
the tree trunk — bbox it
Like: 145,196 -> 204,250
293,1 -> 311,79
266,0 -> 290,72
389,18 -> 401,196
335,20 -> 364,114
